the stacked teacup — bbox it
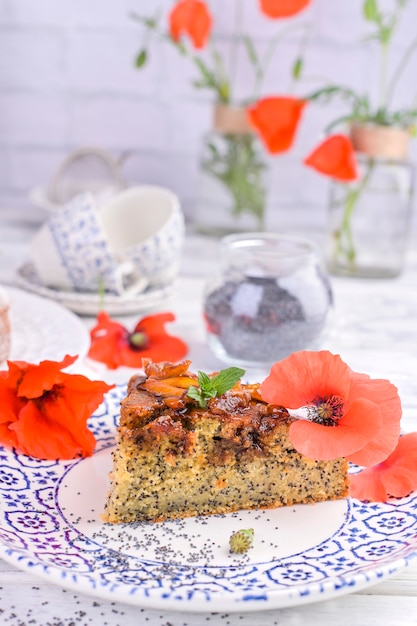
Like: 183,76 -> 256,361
29,186 -> 185,297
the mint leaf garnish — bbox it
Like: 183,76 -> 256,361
186,384 -> 205,404
209,367 -> 246,395
187,367 -> 245,408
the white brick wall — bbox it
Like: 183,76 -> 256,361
1,0 -> 416,238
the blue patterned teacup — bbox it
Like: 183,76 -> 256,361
98,185 -> 185,288
29,193 -> 147,295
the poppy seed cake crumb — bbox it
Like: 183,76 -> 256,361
103,361 -> 349,523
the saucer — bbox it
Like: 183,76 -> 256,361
15,262 -> 175,317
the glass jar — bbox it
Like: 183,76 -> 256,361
327,129 -> 414,279
193,104 -> 269,236
203,233 -> 333,368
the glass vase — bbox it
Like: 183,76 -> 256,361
193,105 -> 269,236
326,154 -> 414,278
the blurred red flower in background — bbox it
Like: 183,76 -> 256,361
248,96 -> 306,154
260,0 -> 311,19
304,134 -> 359,181
169,0 -> 212,49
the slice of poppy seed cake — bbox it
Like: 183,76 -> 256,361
102,360 -> 349,523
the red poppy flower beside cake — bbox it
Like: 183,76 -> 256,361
87,311 -> 188,370
0,355 -> 113,460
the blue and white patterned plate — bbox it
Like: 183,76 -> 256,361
0,385 -> 416,613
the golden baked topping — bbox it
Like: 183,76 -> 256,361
140,359 -> 197,409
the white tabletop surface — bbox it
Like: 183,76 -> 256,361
0,207 -> 417,626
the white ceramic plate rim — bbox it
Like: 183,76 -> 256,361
0,386 -> 416,613
1,286 -> 90,367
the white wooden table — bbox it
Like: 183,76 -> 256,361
0,208 -> 417,626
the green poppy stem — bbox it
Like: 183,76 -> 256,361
332,160 -> 374,270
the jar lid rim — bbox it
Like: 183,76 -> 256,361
220,232 -> 318,258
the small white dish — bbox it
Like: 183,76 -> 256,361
15,262 -> 175,317
0,286 -> 90,368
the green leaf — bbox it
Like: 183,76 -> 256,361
209,367 -> 246,396
143,17 -> 158,29
217,81 -> 231,104
363,0 -> 379,21
129,12 -> 159,29
186,367 -> 246,408
242,35 -> 260,69
135,49 -> 148,68
198,371 -> 214,392
379,23 -> 394,45
292,57 -> 303,80
186,385 -> 206,407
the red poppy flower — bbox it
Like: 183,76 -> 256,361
0,355 -> 113,460
260,0 -> 311,19
169,0 -> 212,49
343,372 -> 402,467
304,134 -> 359,181
247,96 -> 306,154
260,351 -> 402,464
87,311 -> 188,370
349,433 -> 417,502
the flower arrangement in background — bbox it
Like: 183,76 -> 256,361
134,0 -> 311,104
300,0 -> 417,276
131,0 -> 416,266
132,0 -> 312,231
305,0 -> 417,137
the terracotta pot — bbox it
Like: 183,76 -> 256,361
350,124 -> 409,160
213,104 -> 253,134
